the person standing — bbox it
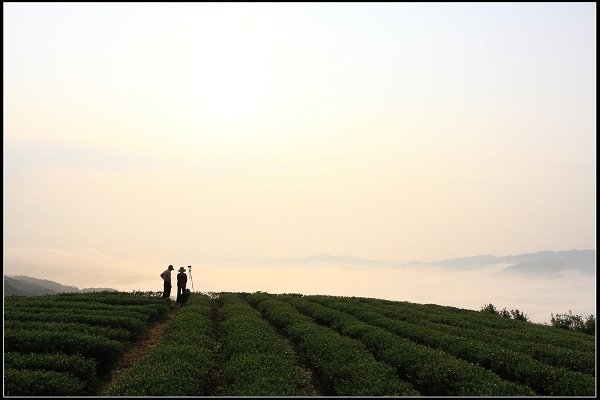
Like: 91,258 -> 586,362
160,265 -> 174,298
176,267 -> 188,303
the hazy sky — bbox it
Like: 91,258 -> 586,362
3,3 -> 596,300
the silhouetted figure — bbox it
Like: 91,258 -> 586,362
160,265 -> 174,298
176,267 -> 188,303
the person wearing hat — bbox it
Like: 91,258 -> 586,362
160,265 -> 175,298
176,267 -> 188,303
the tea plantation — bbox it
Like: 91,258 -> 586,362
3,291 -> 596,396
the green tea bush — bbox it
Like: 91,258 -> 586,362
320,297 -> 594,376
358,296 -> 595,353
245,293 -> 418,396
4,309 -> 147,336
223,353 -> 308,396
107,294 -> 215,396
108,344 -> 214,396
220,293 -> 312,395
311,295 -> 595,396
283,295 -> 533,396
4,330 -> 125,373
4,320 -> 132,342
4,369 -> 86,396
4,352 -> 97,384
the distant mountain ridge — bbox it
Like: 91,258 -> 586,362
257,249 -> 595,277
4,275 -> 118,296
4,250 -> 594,296
399,249 -> 595,276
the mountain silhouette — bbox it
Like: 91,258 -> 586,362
4,275 -> 117,296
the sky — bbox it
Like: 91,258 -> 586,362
3,3 -> 596,320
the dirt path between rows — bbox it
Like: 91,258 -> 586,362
242,295 -> 320,396
209,296 -> 225,396
96,303 -> 181,395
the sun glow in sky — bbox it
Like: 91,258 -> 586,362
3,3 -> 596,311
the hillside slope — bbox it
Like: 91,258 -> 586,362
3,275 -> 116,296
4,291 -> 595,396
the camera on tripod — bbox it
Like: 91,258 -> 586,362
187,265 -> 194,292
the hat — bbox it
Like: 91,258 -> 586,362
178,267 -> 186,272
168,265 -> 174,270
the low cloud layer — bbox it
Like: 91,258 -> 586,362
3,247 -> 595,324
3,247 -> 160,291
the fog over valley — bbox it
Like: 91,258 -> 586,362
4,248 -> 594,324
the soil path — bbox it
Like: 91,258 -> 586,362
96,302 -> 181,395
209,295 -> 225,395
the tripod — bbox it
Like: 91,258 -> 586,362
187,266 -> 194,292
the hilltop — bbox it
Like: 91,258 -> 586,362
4,275 -> 117,296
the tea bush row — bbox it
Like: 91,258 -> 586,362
244,292 -> 418,396
4,320 -> 133,342
345,297 -> 595,374
4,305 -> 149,321
4,369 -> 86,396
107,294 -> 215,396
316,296 -> 594,375
405,308 -> 594,375
357,297 -> 595,352
308,295 -> 595,396
219,292 -> 313,396
4,329 -> 125,374
5,352 -> 97,385
4,309 -> 147,336
50,291 -> 169,305
4,299 -> 168,322
3,292 -> 172,396
280,294 -> 533,396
